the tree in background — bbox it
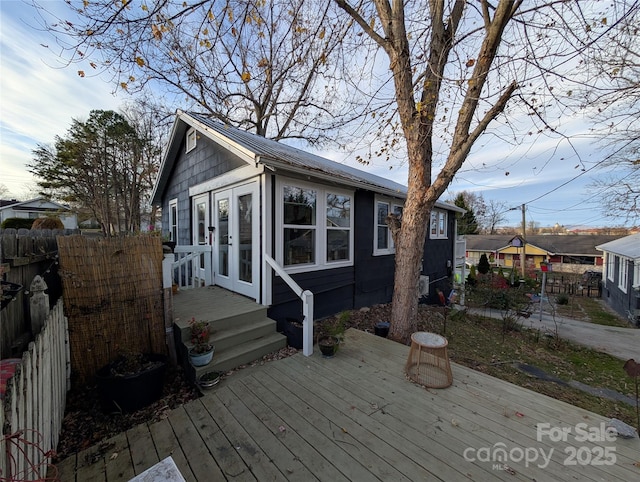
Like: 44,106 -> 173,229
480,199 -> 509,234
29,110 -> 160,235
579,3 -> 640,225
453,192 -> 480,235
37,0 -> 353,143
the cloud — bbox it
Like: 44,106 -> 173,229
0,2 -> 123,197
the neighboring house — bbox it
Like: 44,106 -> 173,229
0,198 -> 78,230
465,234 -> 623,274
151,111 -> 464,322
596,233 -> 640,325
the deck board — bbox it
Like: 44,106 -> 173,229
56,328 -> 640,481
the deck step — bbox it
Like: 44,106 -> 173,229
172,286 -> 288,383
190,332 -> 287,380
175,304 -> 268,343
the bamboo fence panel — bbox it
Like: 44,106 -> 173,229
56,235 -> 165,385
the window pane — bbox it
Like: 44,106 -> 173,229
377,202 -> 389,225
439,212 -> 446,236
327,229 -> 349,261
327,194 -> 350,227
431,212 -> 437,236
393,205 -> 403,220
284,186 -> 316,225
284,228 -> 315,265
377,226 -> 389,250
170,204 -> 177,241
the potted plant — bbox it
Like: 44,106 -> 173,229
197,371 -> 222,389
95,351 -> 167,413
318,314 -> 347,358
188,318 -> 214,366
162,233 -> 176,252
189,341 -> 214,366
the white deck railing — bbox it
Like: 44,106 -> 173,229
169,245 -> 213,289
264,254 -> 314,356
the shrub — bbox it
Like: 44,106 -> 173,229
556,293 -> 570,305
1,217 -> 34,229
32,217 -> 64,230
478,254 -> 491,274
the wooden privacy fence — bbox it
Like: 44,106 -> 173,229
57,235 -> 166,385
0,299 -> 70,481
0,228 -> 73,359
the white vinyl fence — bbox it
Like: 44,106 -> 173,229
0,297 -> 70,481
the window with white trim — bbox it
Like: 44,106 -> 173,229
606,253 -> 615,282
430,209 -> 448,239
374,197 -> 403,256
326,193 -> 351,262
278,179 -> 353,271
186,128 -> 197,152
168,198 -> 178,242
618,256 -> 628,293
633,261 -> 640,289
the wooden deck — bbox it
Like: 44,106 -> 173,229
55,329 -> 640,481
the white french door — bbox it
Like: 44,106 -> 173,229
214,182 -> 259,299
192,193 -> 211,283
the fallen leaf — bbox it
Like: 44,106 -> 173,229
278,425 -> 286,433
109,452 -> 118,460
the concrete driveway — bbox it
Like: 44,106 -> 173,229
467,305 -> 640,361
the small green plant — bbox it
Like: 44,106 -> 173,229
556,293 -> 569,305
329,312 -> 348,341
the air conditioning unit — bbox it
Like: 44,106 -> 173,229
418,275 -> 429,297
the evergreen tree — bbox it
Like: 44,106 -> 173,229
454,193 -> 479,235
30,110 -> 160,235
478,254 -> 491,275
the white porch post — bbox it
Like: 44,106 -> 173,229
302,290 -> 314,357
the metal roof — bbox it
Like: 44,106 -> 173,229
152,110 -> 464,213
596,233 -> 640,260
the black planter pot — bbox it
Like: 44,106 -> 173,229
318,336 -> 339,358
374,322 -> 390,338
1,281 -> 23,310
96,353 -> 167,413
283,318 -> 303,349
162,241 -> 176,253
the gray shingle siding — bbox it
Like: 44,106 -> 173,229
160,132 -> 246,245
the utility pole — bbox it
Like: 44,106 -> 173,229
521,203 -> 526,280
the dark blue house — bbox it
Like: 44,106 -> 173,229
151,111 -> 464,322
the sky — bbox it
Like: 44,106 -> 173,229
0,1 -> 631,229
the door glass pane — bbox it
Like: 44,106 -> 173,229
197,202 -> 206,244
218,198 -> 229,277
238,193 -> 252,283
